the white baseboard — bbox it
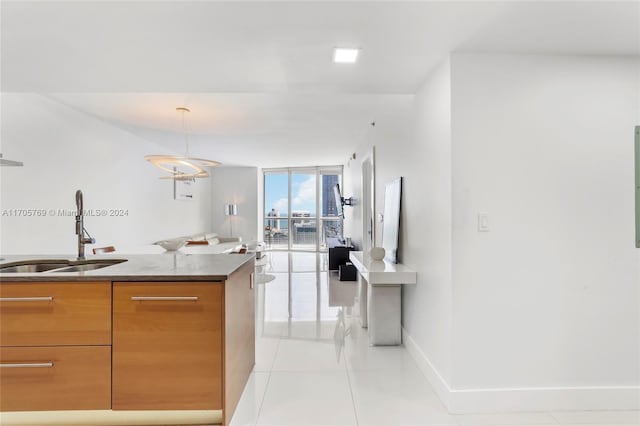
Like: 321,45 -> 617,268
448,385 -> 640,413
402,328 -> 452,409
401,327 -> 640,414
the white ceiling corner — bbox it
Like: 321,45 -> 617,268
1,1 -> 637,167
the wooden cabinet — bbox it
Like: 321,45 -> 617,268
0,346 -> 111,411
0,259 -> 254,425
0,281 -> 111,411
0,281 -> 111,346
223,260 -> 255,424
112,282 -> 224,410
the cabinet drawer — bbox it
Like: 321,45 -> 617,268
0,345 -> 111,411
112,282 -> 223,410
0,282 -> 111,346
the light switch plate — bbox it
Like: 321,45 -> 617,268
478,213 -> 489,232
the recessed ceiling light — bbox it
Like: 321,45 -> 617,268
333,48 -> 360,64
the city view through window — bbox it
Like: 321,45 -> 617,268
264,168 -> 343,251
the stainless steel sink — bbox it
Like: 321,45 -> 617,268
0,263 -> 69,273
53,263 -> 117,273
0,258 -> 127,273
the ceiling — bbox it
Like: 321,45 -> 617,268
2,1 -> 638,167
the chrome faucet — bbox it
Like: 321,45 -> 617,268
75,190 -> 95,260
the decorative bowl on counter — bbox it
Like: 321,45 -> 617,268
155,238 -> 188,251
369,246 -> 386,261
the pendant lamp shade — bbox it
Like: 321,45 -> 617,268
145,107 -> 220,179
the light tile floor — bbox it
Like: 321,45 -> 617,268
231,252 -> 640,426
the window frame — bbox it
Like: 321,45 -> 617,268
263,166 -> 343,251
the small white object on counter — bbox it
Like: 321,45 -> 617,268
369,246 -> 385,261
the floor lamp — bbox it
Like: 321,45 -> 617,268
224,203 -> 238,236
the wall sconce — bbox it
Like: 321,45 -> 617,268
224,203 -> 238,236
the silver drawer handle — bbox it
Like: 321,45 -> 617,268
131,296 -> 198,301
0,297 -> 53,302
1,362 -> 54,368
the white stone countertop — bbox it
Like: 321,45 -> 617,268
0,253 -> 254,282
349,251 -> 417,285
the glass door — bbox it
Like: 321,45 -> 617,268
290,170 -> 317,251
264,166 -> 343,251
264,171 -> 289,250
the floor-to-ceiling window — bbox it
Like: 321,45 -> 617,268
290,169 -> 317,251
264,166 -> 343,251
264,171 -> 290,250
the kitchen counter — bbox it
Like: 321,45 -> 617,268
0,253 -> 254,282
0,252 -> 256,426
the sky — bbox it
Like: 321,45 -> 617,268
265,173 -> 316,216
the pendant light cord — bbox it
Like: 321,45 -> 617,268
181,108 -> 190,157
176,106 -> 191,157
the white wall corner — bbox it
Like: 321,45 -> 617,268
402,327 -> 452,410
403,327 -> 640,414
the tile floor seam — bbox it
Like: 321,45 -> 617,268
268,368 -> 347,373
252,335 -> 280,426
345,366 -> 361,426
253,370 -> 273,426
546,411 -> 563,425
547,412 -> 562,424
268,336 -> 282,372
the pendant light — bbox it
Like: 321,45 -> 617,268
145,107 -> 220,180
0,153 -> 23,167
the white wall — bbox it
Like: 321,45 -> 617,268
344,102 -> 415,252
210,166 -> 259,241
344,60 -> 453,389
0,94 -> 212,255
448,53 -> 639,410
347,53 -> 640,412
399,58 -> 454,394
